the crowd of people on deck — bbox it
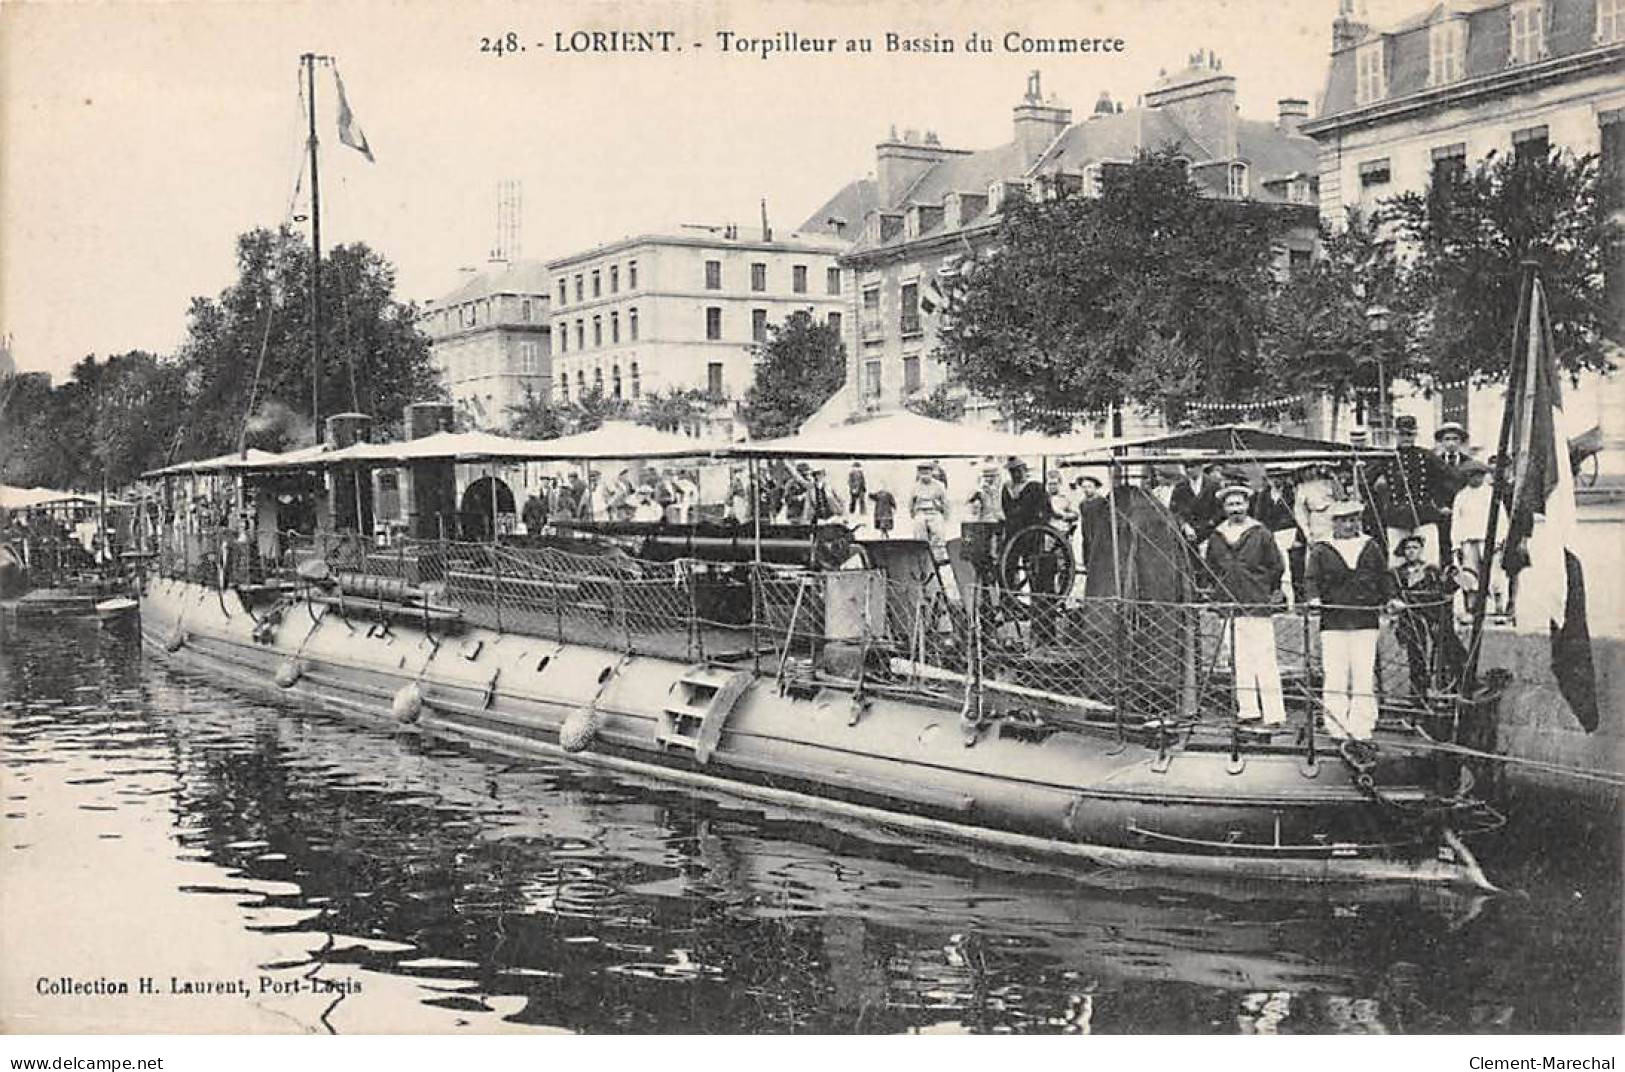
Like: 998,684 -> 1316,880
427,415 -> 1514,742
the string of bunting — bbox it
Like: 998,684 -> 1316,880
1022,376 -> 1477,422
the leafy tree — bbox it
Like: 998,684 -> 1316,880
178,226 -> 442,455
936,151 -> 1310,431
1387,148 -> 1616,384
740,311 -> 846,439
504,385 -> 631,440
1261,210 -> 1414,434
639,386 -> 712,435
904,382 -> 966,423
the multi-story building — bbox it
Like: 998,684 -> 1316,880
1303,0 -> 1624,446
545,226 -> 847,433
421,260 -> 552,430
806,62 -> 1320,422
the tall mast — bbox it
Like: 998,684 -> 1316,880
303,53 -> 324,443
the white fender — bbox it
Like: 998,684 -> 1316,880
392,683 -> 424,724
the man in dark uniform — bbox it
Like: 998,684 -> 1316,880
1431,421 -> 1472,562
1372,414 -> 1449,565
1168,460 -> 1220,545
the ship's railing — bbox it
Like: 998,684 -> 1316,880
154,530 -> 1474,737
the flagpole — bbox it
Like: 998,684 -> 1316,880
304,52 -> 324,444
1460,260 -> 1538,694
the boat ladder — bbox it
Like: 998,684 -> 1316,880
658,665 -> 753,765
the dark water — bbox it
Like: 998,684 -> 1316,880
1,621 -> 1619,1035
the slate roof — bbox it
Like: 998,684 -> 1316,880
798,178 -> 880,237
433,259 -> 552,307
1318,0 -> 1621,121
831,103 -> 1317,256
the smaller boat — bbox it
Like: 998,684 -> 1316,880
95,595 -> 139,625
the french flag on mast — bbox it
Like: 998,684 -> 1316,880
1502,269 -> 1599,731
332,65 -> 374,163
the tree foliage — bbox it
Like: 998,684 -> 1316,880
503,385 -> 636,440
740,311 -> 846,439
1386,147 -> 1616,383
936,151 -> 1311,431
0,227 -> 436,491
178,226 -> 441,455
1260,209 -> 1414,425
904,382 -> 966,423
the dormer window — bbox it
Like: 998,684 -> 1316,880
904,206 -> 921,239
1227,163 -> 1249,199
1597,0 -> 1622,43
1509,0 -> 1546,65
1355,39 -> 1386,105
1083,164 -> 1104,197
1428,18 -> 1467,86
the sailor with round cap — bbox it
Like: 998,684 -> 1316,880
1204,481 -> 1287,728
1304,497 -> 1395,742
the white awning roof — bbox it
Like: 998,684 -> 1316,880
719,412 -> 1063,460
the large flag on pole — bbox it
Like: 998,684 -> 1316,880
332,66 -> 374,163
1503,274 -> 1599,731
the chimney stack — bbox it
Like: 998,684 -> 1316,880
1144,49 -> 1238,161
1277,98 -> 1310,135
1012,70 -> 1072,166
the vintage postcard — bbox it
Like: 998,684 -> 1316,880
1,0 -> 1620,1054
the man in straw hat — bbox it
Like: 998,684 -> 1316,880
1204,482 -> 1287,728
1304,498 -> 1395,742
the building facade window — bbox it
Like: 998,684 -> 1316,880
752,308 -> 768,342
575,320 -> 584,351
707,362 -> 724,398
1227,162 -> 1248,198
750,262 -> 767,291
1428,19 -> 1466,86
899,282 -> 921,336
558,280 -> 567,306
521,299 -> 532,322
1358,158 -> 1392,189
1600,0 -> 1624,42
611,311 -> 620,343
610,265 -> 619,293
592,270 -> 601,297
629,307 -> 639,340
1513,124 -> 1549,162
826,267 -> 841,295
559,373 -> 569,401
612,364 -> 622,399
827,311 -> 842,335
628,260 -> 638,289
576,370 -> 586,392
792,265 -> 808,293
593,316 -> 602,347
557,321 -> 567,352
862,360 -> 882,400
1431,143 -> 1468,188
1355,40 -> 1386,105
593,368 -> 603,392
902,355 -> 922,395
574,274 -> 584,302
861,287 -> 882,338
630,361 -> 642,398
705,260 -> 722,289
1509,0 -> 1545,64
705,307 -> 722,340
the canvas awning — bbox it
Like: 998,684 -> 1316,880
719,412 -> 1062,460
0,485 -> 130,509
1056,424 -> 1394,465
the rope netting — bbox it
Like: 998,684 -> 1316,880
154,531 -> 1480,735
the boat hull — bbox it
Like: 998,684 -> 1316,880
138,577 -> 1492,889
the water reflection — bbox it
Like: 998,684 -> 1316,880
0,622 -> 1618,1034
